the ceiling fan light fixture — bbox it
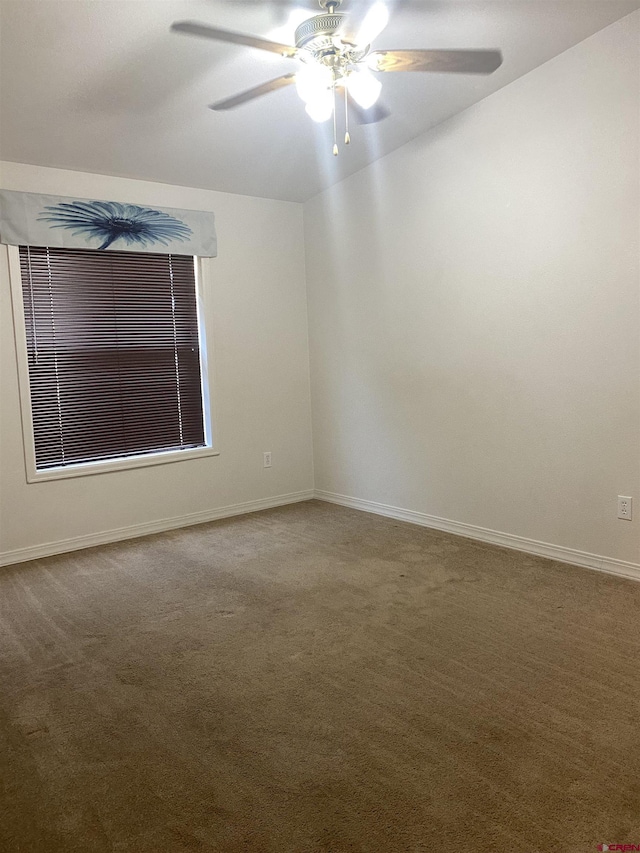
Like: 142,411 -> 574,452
305,88 -> 334,122
171,2 -> 504,155
295,62 -> 333,104
346,67 -> 382,109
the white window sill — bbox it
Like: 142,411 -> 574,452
26,445 -> 220,483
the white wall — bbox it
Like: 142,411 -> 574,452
304,13 -> 640,565
2,13 -> 638,570
0,163 -> 314,561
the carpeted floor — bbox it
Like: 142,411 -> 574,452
1,500 -> 638,853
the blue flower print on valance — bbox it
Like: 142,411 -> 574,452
38,200 -> 193,251
0,191 -> 217,257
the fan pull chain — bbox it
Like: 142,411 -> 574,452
332,75 -> 338,156
344,84 -> 350,145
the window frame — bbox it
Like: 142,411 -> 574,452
7,244 -> 219,483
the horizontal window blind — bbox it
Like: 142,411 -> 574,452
19,245 -> 205,470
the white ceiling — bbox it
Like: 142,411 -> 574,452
1,0 -> 638,202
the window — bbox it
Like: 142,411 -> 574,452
15,245 -> 212,478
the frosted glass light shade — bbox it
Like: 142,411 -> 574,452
296,64 -> 332,104
305,89 -> 333,122
346,68 -> 382,109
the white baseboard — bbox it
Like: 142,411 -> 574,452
314,490 -> 640,584
4,488 -> 638,584
0,490 -> 315,567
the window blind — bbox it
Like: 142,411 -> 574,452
19,245 -> 206,470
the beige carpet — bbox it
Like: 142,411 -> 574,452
1,500 -> 638,853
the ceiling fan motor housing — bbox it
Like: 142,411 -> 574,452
295,13 -> 346,48
295,12 -> 368,77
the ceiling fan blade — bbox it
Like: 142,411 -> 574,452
171,21 -> 297,58
348,97 -> 391,125
339,2 -> 389,46
209,74 -> 297,110
369,49 -> 503,74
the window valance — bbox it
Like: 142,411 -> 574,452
0,190 -> 217,257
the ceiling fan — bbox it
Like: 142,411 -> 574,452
171,0 -> 503,155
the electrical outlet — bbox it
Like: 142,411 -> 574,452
617,496 -> 632,520
263,451 -> 272,468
